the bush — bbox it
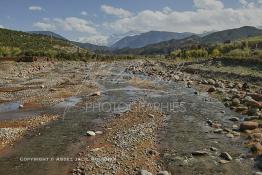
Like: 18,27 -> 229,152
171,49 -> 182,58
0,46 -> 21,57
226,48 -> 251,58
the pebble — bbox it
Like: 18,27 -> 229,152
91,91 -> 101,96
229,117 -> 240,122
157,171 -> 170,175
19,104 -> 24,109
192,151 -> 209,156
219,159 -> 230,164
138,170 -> 153,175
226,133 -> 234,138
148,114 -> 155,118
232,98 -> 241,107
95,131 -> 103,135
86,131 -> 96,136
210,147 -> 218,151
220,152 -> 233,161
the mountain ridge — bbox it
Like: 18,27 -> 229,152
111,31 -> 194,49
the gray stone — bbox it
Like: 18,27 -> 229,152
192,151 -> 209,156
208,79 -> 216,85
220,152 -> 233,161
138,170 -> 153,175
86,131 -> 96,136
229,117 -> 240,122
157,171 -> 170,175
232,98 -> 241,107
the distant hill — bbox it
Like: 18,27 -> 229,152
27,31 -> 68,41
201,26 -> 262,44
72,41 -> 109,52
111,31 -> 194,49
114,35 -> 201,55
0,28 -> 89,57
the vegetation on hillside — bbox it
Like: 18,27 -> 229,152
171,35 -> 262,60
0,28 -> 91,60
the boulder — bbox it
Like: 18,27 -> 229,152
232,98 -> 241,107
240,121 -> 259,131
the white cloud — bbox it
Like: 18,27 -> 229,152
193,0 -> 224,9
33,17 -> 97,34
29,6 -> 43,11
77,35 -> 109,45
101,5 -> 132,18
0,25 -> 4,28
81,11 -> 88,16
33,22 -> 56,30
163,7 -> 172,14
104,0 -> 262,34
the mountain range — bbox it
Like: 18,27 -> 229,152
113,26 -> 262,55
111,31 -> 194,49
6,25 -> 262,55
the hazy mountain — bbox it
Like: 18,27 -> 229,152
113,26 -> 262,55
107,31 -> 142,46
27,31 -> 68,41
111,31 -> 194,49
201,26 -> 262,43
114,35 -> 201,55
72,41 -> 109,52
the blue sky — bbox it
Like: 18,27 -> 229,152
0,0 -> 262,45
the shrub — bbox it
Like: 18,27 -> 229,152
226,48 -> 251,58
254,50 -> 262,59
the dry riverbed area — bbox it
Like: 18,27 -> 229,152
73,103 -> 167,175
0,59 -> 261,175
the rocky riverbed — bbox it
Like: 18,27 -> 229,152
0,60 -> 261,175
